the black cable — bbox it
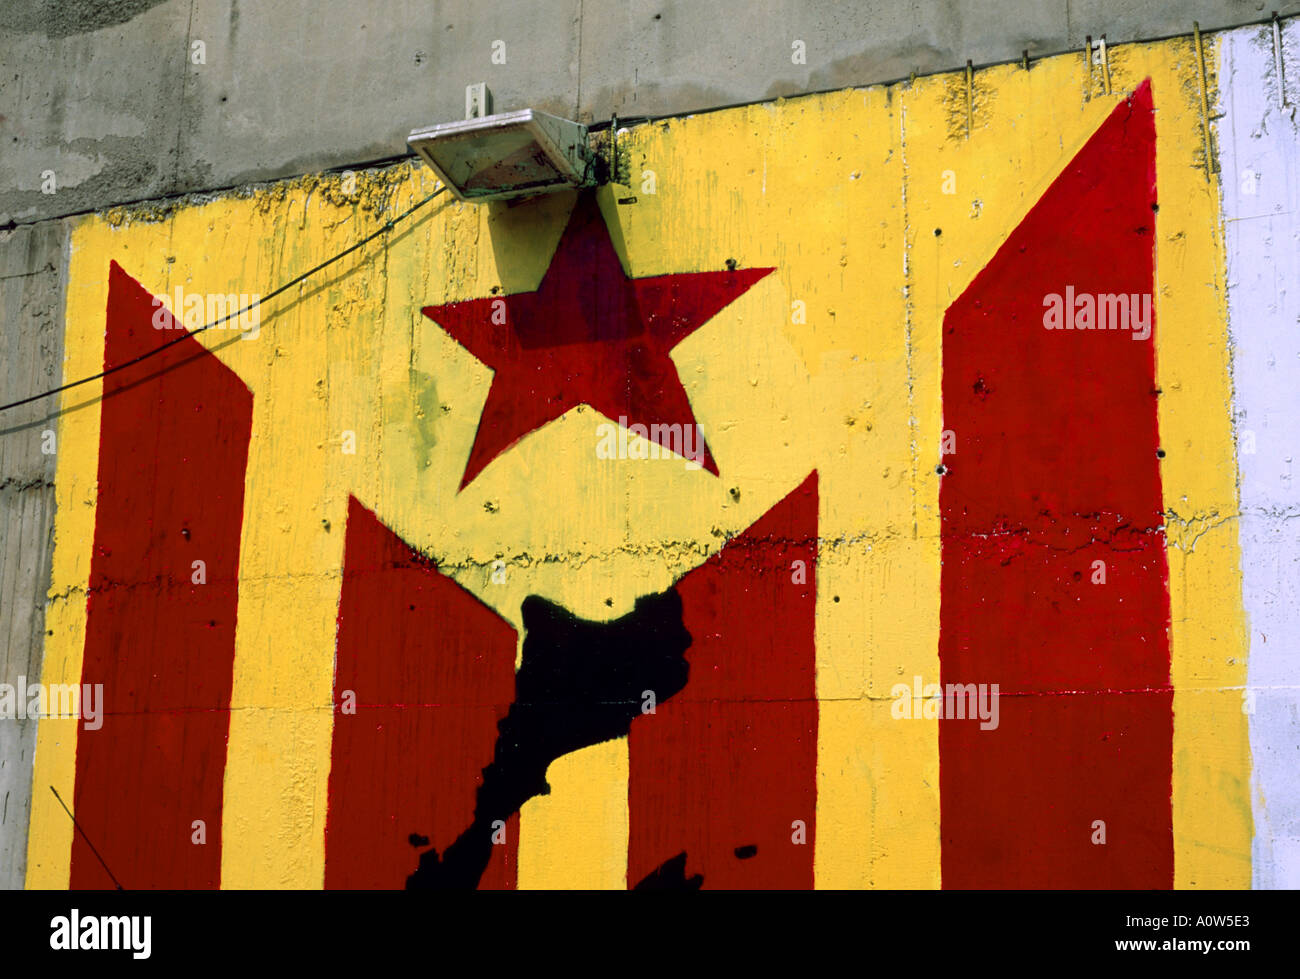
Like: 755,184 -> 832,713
50,784 -> 124,890
0,185 -> 446,414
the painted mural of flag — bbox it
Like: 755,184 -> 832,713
26,38 -> 1251,890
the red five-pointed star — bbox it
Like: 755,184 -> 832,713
423,193 -> 773,489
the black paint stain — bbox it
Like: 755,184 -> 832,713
408,833 -> 430,848
734,844 -> 758,860
633,852 -> 703,890
407,588 -> 692,889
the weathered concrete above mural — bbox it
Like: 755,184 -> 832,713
0,0 -> 1276,225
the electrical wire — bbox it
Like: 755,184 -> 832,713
0,185 -> 447,414
50,785 -> 123,890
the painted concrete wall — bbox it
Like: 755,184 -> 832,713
0,9 -> 1296,890
4,27 -> 1285,890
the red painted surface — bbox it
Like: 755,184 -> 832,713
423,193 -> 773,487
939,80 -> 1173,888
72,262 -> 251,889
324,498 -> 519,889
628,473 -> 819,889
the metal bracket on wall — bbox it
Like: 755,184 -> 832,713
1193,21 -> 1219,179
1084,35 -> 1092,100
466,82 -> 493,120
965,60 -> 974,137
1273,12 -> 1289,107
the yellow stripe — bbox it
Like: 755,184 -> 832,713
1148,37 -> 1252,888
203,182 -> 414,888
518,739 -> 629,889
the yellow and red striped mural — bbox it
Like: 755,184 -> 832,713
25,33 -> 1256,889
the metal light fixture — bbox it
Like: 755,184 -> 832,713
408,84 -> 595,202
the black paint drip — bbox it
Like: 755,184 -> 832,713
633,852 -> 704,890
407,588 -> 692,889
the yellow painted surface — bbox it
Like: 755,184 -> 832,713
25,218 -> 171,887
1143,39 -> 1252,888
519,739 -> 629,890
28,34 -> 1250,888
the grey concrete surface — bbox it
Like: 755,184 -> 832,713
0,1 -> 192,225
0,0 -> 1283,225
0,219 -> 66,889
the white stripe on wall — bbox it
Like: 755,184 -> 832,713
1217,20 -> 1300,890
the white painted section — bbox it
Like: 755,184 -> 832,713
1217,21 -> 1300,890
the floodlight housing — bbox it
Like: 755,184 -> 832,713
408,109 -> 595,202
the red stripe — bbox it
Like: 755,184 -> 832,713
628,473 -> 818,889
939,80 -> 1173,888
324,498 -> 519,889
71,262 -> 251,888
